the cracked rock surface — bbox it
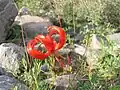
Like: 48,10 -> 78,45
0,0 -> 18,43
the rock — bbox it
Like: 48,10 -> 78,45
58,48 -> 72,55
108,33 -> 120,45
90,34 -> 101,49
18,7 -> 30,16
41,64 -> 49,72
86,49 -> 101,70
66,31 -> 84,44
0,67 -> 13,76
86,33 -> 120,69
56,44 -> 85,69
0,43 -> 24,74
0,75 -> 28,90
58,42 -> 101,70
14,14 -> 53,39
45,74 -> 78,90
83,34 -> 102,69
74,44 -> 86,56
0,0 -> 18,43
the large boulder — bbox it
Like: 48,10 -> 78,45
0,0 -> 18,43
0,75 -> 28,90
14,14 -> 53,39
14,14 -> 53,45
0,43 -> 24,74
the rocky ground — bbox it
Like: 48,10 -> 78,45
0,0 -> 120,90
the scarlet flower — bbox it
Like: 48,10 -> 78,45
27,26 -> 71,67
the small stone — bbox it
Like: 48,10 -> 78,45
41,64 -> 49,72
18,7 -> 30,16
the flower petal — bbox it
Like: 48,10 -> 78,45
35,34 -> 55,52
48,26 -> 66,51
27,38 -> 51,60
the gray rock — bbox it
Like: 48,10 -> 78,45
67,31 -> 84,44
74,44 -> 86,56
108,33 -> 120,45
85,33 -> 120,69
71,37 -> 101,70
18,7 -> 30,16
88,33 -> 120,49
58,48 -> 72,55
45,74 -> 78,90
0,43 -> 24,74
41,64 -> 49,72
0,67 -> 12,76
86,49 -> 101,70
0,75 -> 28,90
14,15 -> 53,39
90,34 -> 102,49
0,0 -> 18,43
56,44 -> 85,69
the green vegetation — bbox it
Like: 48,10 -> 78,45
11,0 -> 120,90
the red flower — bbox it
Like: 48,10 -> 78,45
27,26 -> 70,67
